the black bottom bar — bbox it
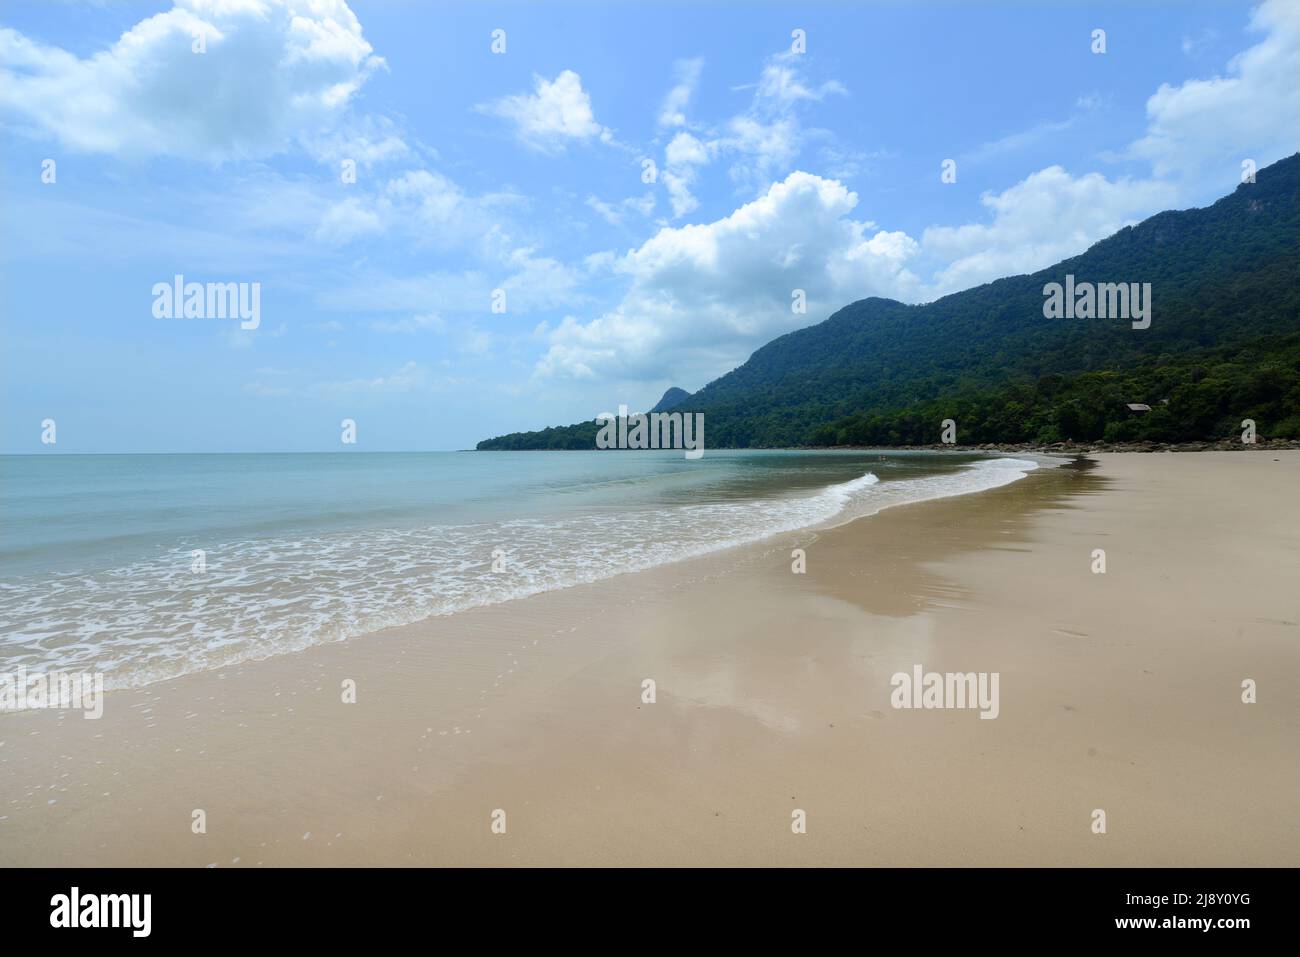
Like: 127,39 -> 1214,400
0,867 -> 1285,942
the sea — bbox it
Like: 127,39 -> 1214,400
0,450 -> 1037,690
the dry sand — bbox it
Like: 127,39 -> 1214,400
2,451 -> 1297,866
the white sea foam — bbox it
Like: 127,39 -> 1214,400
819,456 -> 1039,529
0,457 -> 1037,690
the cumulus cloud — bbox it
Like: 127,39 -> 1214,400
920,167 -> 1178,296
536,171 -> 920,382
0,0 -> 385,160
535,0 -> 1300,387
477,70 -> 614,154
655,50 -> 846,219
1129,0 -> 1300,189
920,0 -> 1297,297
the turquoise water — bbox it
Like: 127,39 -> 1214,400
0,450 -> 1036,688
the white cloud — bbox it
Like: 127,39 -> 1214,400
818,145 -> 889,181
665,131 -> 711,167
722,53 -> 844,190
754,56 -> 846,107
1129,0 -> 1300,189
585,193 -> 655,227
477,70 -> 614,154
311,167 -> 523,253
916,0 -> 1297,297
0,0 -> 384,160
584,196 -> 622,226
654,51 -> 848,218
314,196 -> 384,244
657,58 -> 703,129
964,117 -> 1076,165
723,115 -> 802,187
497,245 -> 587,314
302,113 -> 413,168
384,169 -> 512,240
920,167 -> 1177,296
662,131 -> 713,218
1181,27 -> 1220,57
536,171 -> 920,383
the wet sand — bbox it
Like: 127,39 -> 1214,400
2,451 -> 1297,866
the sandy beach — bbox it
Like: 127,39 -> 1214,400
2,451 -> 1297,867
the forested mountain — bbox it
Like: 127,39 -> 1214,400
650,387 -> 690,413
480,154 -> 1299,450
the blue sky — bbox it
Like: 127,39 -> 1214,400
2,0 -> 1297,452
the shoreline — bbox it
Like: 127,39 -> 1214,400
474,440 -> 1300,454
1,450 -> 1041,697
2,451 -> 1297,866
828,440 -> 1300,454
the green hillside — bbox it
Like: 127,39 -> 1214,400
480,154 -> 1300,450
